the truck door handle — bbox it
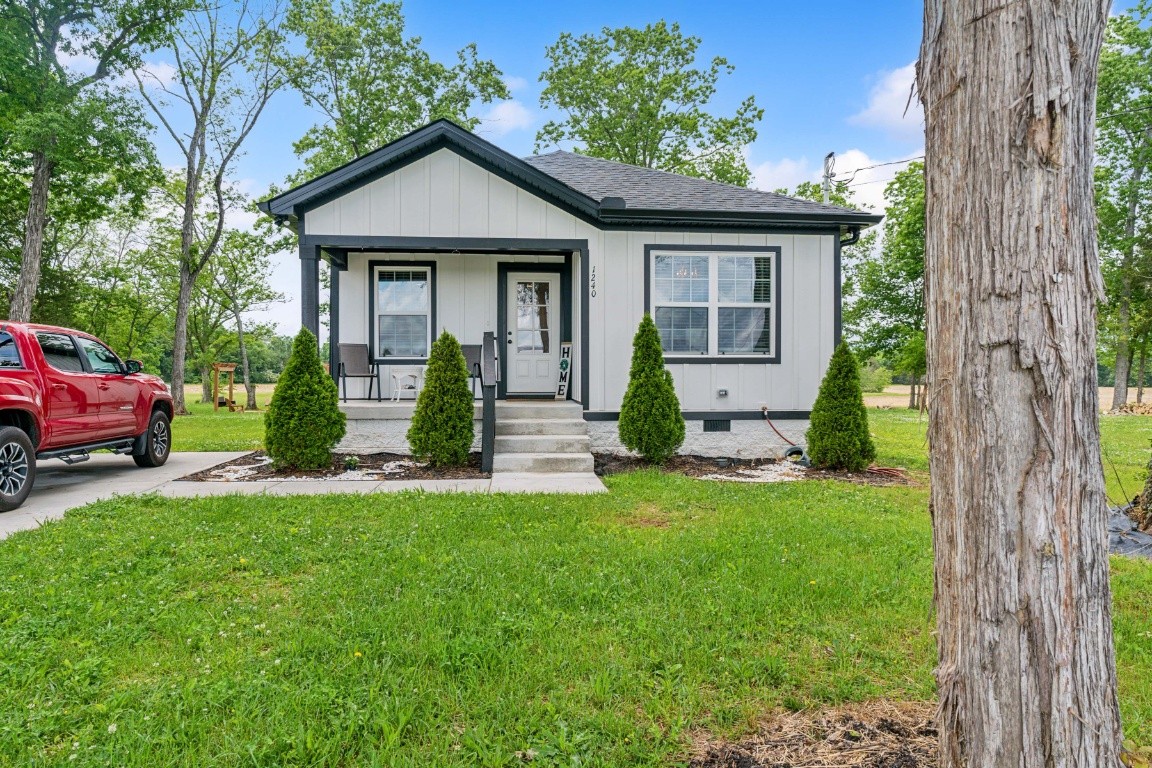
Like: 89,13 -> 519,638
97,383 -> 110,390
51,383 -> 66,391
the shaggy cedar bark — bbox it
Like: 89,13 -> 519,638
918,2 -> 1124,766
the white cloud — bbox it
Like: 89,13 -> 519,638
59,47 -> 177,90
503,75 -> 530,92
751,156 -> 818,193
849,62 -> 924,140
751,147 -> 924,215
478,100 -> 536,137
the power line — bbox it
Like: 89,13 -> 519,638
1099,104 -> 1152,121
835,156 -> 925,185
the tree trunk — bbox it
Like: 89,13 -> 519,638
235,312 -> 256,410
918,2 -> 1123,767
200,365 -> 212,405
1138,346 -> 1147,405
1110,161 -> 1145,411
908,372 -> 919,410
171,267 -> 195,414
9,151 -> 56,322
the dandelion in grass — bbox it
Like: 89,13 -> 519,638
107,724 -> 117,734
354,650 -> 363,658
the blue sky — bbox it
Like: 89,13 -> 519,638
239,0 -> 928,203
139,0 -> 1046,330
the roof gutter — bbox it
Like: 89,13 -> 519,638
840,225 -> 863,246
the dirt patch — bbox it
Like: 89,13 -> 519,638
594,453 -> 916,487
620,502 -> 672,528
689,701 -> 936,768
182,451 -> 489,482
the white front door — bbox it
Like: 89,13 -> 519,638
506,272 -> 561,394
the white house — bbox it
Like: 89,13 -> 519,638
257,120 -> 881,467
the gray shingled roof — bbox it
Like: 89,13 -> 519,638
524,151 -> 876,221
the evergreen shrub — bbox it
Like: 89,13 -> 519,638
618,314 -> 685,463
407,330 -> 474,467
264,328 -> 346,470
806,341 -> 877,471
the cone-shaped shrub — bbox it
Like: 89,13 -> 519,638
265,328 -> 346,470
806,341 -> 876,471
619,314 -> 685,463
407,330 -> 474,467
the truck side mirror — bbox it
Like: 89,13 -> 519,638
124,359 -> 143,374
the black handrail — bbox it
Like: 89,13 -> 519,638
480,331 -> 498,473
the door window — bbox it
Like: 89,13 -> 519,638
77,337 -> 122,374
515,281 -> 551,353
37,333 -> 84,372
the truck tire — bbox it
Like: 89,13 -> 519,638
0,426 -> 35,512
133,410 -> 171,468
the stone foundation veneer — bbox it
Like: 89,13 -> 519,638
337,403 -> 808,459
586,419 -> 809,460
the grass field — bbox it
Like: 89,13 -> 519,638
1,407 -> 1151,765
170,385 -> 274,453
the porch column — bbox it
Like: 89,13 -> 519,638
328,256 -> 341,382
300,236 -> 321,340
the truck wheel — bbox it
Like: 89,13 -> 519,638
133,411 -> 171,468
0,426 -> 35,512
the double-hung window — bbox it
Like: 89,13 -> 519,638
652,249 -> 778,358
375,267 -> 431,358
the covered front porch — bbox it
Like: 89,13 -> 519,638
298,235 -> 586,405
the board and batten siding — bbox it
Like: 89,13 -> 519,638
306,148 -> 836,413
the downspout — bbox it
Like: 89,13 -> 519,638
840,225 -> 862,246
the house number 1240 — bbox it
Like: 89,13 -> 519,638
590,265 -> 597,298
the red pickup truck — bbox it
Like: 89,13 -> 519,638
0,323 -> 174,512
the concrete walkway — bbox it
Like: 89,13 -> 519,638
1,453 -> 606,540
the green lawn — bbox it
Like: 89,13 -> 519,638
1,407 -> 1149,766
170,392 -> 272,453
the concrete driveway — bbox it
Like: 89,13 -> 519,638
0,452 -> 246,540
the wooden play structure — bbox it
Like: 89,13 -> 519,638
211,362 -> 244,412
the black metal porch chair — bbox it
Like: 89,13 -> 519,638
461,344 -> 482,399
337,343 -> 381,402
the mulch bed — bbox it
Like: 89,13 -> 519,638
182,451 -> 489,482
594,453 -> 917,487
689,701 -> 937,768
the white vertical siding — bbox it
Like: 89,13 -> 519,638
308,148 -> 839,413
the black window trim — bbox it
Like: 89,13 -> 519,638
643,244 -> 783,364
367,259 -> 438,363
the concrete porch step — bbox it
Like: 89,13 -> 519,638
495,401 -> 584,420
491,452 -> 595,473
494,435 -> 591,454
495,418 -> 588,436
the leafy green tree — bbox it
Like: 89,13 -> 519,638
137,0 -> 283,414
407,331 -> 475,467
1,0 -> 188,322
618,314 -> 685,463
537,21 -> 763,186
277,0 -> 508,181
1097,2 -> 1152,410
842,162 -> 927,408
265,328 -> 346,469
806,342 -> 876,471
